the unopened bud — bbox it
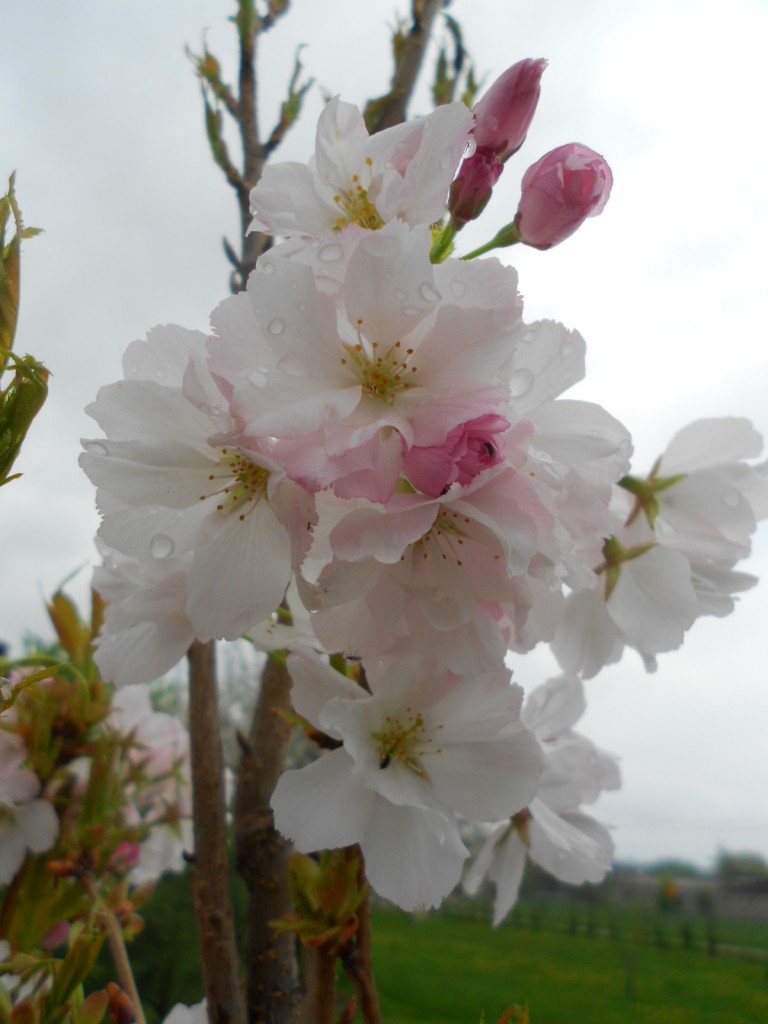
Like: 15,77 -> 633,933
448,148 -> 503,229
515,143 -> 613,249
472,58 -> 547,162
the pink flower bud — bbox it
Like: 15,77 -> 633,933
448,148 -> 503,228
514,143 -> 613,249
472,58 -> 547,162
403,415 -> 509,497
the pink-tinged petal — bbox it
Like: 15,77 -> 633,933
362,801 -> 467,911
313,97 -> 370,191
343,223 -> 436,345
249,161 -> 331,236
286,651 -> 363,732
661,418 -> 763,474
242,379 -> 363,440
122,325 -> 208,386
186,503 -> 291,641
271,750 -> 375,852
330,503 -> 437,563
372,102 -> 474,224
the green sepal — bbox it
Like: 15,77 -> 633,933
0,351 -> 49,486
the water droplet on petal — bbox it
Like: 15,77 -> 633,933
450,280 -> 466,299
267,318 -> 286,336
260,261 -> 275,274
394,288 -> 407,301
150,533 -> 175,559
128,363 -> 141,376
463,137 -> 477,158
418,282 -> 441,303
524,330 -> 536,343
508,368 -> 534,399
318,243 -> 343,263
83,440 -> 108,456
402,306 -> 421,316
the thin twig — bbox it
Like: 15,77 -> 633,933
82,875 -> 147,1024
366,0 -> 449,133
187,639 -> 246,1024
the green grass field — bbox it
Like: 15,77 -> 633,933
91,876 -> 768,1023
367,907 -> 768,1023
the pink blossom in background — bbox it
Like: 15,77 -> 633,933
515,143 -> 613,249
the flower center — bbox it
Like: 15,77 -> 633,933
333,167 -> 384,231
340,321 -> 418,406
373,708 -> 441,776
413,509 -> 470,566
200,448 -> 270,521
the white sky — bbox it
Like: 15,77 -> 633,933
2,0 -> 768,869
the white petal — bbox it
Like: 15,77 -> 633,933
271,750 -> 374,851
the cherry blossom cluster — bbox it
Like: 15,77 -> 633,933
79,61 -> 767,916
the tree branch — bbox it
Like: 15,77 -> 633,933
364,0 -> 449,133
187,639 -> 246,1024
235,654 -> 301,1023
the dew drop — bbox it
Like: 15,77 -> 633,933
419,282 -> 441,303
83,440 -> 108,456
463,137 -> 477,159
450,280 -> 466,299
394,288 -> 407,301
524,330 -> 536,343
508,368 -> 534,399
318,243 -> 344,263
260,261 -> 275,274
267,318 -> 286,336
149,533 -> 175,559
128,362 -> 141,376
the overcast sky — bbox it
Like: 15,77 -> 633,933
2,0 -> 768,869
